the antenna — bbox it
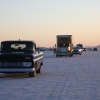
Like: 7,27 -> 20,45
19,21 -> 20,40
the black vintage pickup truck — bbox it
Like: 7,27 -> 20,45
0,40 -> 43,77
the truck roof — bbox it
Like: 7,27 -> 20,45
57,35 -> 72,37
1,40 -> 35,44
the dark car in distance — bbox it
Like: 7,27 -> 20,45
93,48 -> 98,51
83,48 -> 87,51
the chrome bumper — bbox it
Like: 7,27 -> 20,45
0,68 -> 35,73
56,52 -> 71,56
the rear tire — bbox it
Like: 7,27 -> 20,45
69,53 -> 72,57
36,66 -> 41,73
69,54 -> 72,57
29,68 -> 36,77
71,52 -> 73,57
56,55 -> 58,57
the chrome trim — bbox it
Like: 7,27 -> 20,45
34,56 -> 43,61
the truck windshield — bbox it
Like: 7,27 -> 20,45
1,42 -> 33,52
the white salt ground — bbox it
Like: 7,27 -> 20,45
0,50 -> 100,100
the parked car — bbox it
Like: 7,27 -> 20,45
93,48 -> 98,51
73,46 -> 82,55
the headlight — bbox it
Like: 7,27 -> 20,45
22,62 -> 32,67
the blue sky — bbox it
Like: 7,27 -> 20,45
0,0 -> 100,47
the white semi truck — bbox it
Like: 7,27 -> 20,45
55,35 -> 73,57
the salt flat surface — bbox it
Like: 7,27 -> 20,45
0,51 -> 100,100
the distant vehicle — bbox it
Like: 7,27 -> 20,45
83,48 -> 87,51
55,35 -> 73,57
93,48 -> 98,51
73,46 -> 82,55
88,48 -> 92,51
0,40 -> 43,77
77,43 -> 83,50
38,47 -> 46,51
